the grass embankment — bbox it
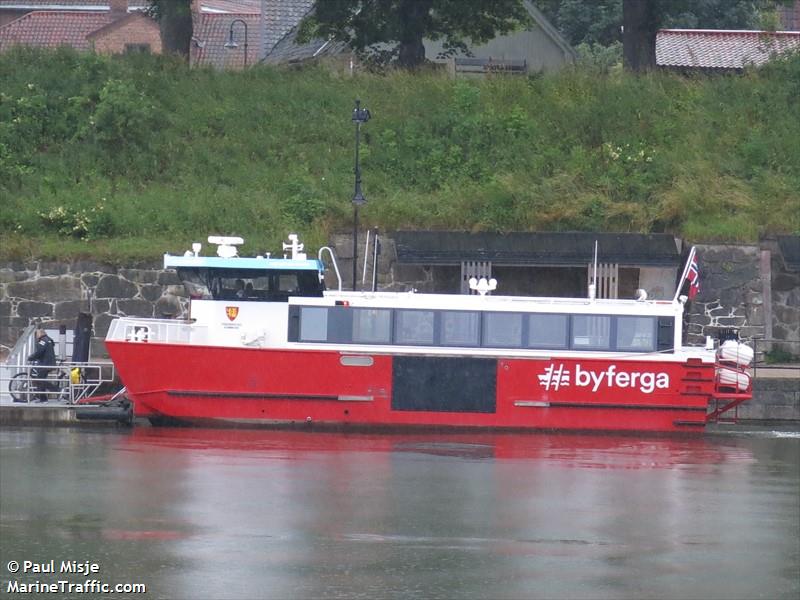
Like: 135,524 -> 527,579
1,48 -> 798,263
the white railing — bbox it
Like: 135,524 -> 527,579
318,246 -> 342,291
3,324 -> 37,371
106,317 -> 209,345
1,361 -> 115,405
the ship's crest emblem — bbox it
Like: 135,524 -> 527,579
225,306 -> 239,321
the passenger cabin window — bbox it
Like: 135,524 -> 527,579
353,308 -> 392,343
528,314 -> 568,348
483,312 -> 523,347
299,307 -> 328,341
441,311 -> 480,346
289,305 -> 669,355
395,310 -> 434,345
572,315 -> 611,350
616,316 -> 656,351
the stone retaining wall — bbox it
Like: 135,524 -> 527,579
682,243 -> 800,362
0,260 -> 187,360
765,239 -> 800,355
683,245 -> 767,346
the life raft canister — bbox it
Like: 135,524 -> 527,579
717,340 -> 754,368
717,367 -> 751,392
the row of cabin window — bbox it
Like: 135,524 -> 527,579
295,306 -> 660,352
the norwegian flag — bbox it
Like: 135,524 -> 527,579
687,253 -> 700,299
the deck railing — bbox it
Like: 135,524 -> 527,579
106,317 -> 209,345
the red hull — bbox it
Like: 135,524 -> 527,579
106,341 -> 717,433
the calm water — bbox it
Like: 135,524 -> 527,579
1,426 -> 798,600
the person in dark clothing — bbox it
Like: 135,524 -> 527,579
27,328 -> 56,402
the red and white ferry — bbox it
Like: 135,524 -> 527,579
105,234 -> 753,433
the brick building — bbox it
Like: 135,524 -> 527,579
0,0 -> 161,54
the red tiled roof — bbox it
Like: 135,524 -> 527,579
656,29 -> 800,69
200,0 -> 260,13
86,10 -> 154,39
0,9 -> 109,50
0,1 -> 148,8
191,11 -> 260,69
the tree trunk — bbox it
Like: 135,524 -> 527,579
396,0 -> 431,68
623,0 -> 658,72
160,1 -> 192,58
398,38 -> 426,68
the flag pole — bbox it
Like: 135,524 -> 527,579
673,245 -> 696,303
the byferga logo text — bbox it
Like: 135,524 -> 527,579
538,363 -> 670,394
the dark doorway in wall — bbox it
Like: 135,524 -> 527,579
492,266 -> 586,297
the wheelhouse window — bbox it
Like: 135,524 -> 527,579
572,315 -> 611,350
352,308 -> 392,343
299,307 -> 328,341
528,314 -> 568,349
175,267 -> 323,301
483,312 -> 523,347
616,316 -> 656,351
395,310 -> 434,345
441,311 -> 480,346
277,273 -> 299,292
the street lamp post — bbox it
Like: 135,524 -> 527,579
351,99 -> 370,291
223,18 -> 249,68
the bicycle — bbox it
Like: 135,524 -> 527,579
9,362 -> 75,403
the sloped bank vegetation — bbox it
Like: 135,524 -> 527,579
1,48 -> 798,262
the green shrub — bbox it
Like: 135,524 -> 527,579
37,199 -> 114,240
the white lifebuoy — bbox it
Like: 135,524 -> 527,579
717,340 -> 754,367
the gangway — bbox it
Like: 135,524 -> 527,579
1,322 -> 115,405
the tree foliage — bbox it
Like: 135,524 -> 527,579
537,0 -> 787,71
536,0 -> 622,48
298,0 -> 531,69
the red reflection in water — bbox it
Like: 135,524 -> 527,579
119,427 -> 754,470
102,529 -> 186,541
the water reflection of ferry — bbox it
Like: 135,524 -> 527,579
105,235 -> 753,434
122,427 -> 756,469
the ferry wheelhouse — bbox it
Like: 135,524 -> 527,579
104,235 -> 753,433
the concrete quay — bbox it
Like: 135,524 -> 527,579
0,402 -> 133,427
0,401 -> 80,426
